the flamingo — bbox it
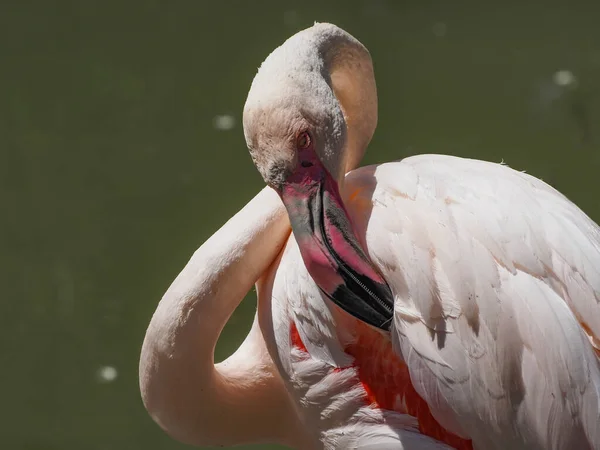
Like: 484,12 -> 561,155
139,23 -> 600,449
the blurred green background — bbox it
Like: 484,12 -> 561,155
1,1 -> 598,449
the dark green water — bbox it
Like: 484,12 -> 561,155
1,1 -> 599,449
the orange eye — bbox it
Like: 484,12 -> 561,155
297,131 -> 312,149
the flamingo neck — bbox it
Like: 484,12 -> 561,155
139,187 -> 299,447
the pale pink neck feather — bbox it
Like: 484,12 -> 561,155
139,187 -> 304,447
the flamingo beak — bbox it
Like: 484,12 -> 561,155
278,153 -> 394,331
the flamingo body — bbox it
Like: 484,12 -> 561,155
140,23 -> 600,450
259,155 -> 600,449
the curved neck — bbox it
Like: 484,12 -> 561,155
139,187 -> 302,447
317,25 -> 378,175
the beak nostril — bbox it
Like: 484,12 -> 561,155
301,161 -> 314,168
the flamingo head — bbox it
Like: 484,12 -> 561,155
242,23 -> 394,331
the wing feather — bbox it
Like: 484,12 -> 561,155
345,154 -> 600,449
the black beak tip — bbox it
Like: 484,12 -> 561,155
323,278 -> 394,332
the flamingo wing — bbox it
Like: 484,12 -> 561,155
347,154 -> 600,449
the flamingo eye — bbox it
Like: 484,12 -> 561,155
297,131 -> 312,150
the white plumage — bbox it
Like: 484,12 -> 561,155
262,155 -> 600,449
140,23 -> 600,449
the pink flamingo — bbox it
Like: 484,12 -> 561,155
140,23 -> 600,449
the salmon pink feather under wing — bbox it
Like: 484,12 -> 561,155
290,322 -> 473,449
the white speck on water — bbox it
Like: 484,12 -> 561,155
432,22 -> 447,37
213,114 -> 235,131
553,70 -> 576,87
97,365 -> 118,383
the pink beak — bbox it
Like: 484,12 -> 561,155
276,146 -> 394,331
